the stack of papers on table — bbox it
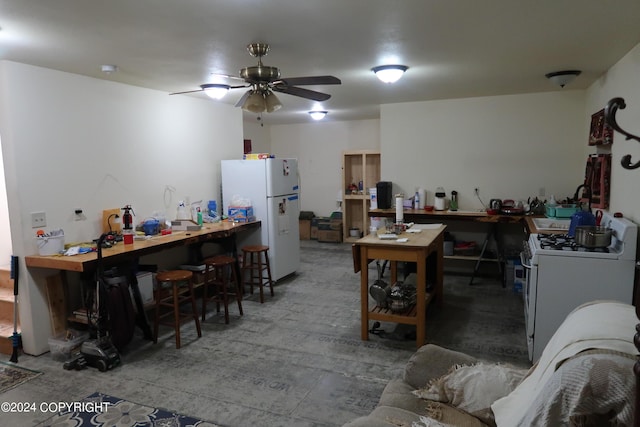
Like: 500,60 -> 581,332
412,223 -> 443,230
378,234 -> 397,240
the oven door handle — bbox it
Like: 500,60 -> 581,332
520,251 -> 532,269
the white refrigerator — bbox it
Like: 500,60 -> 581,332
221,158 -> 300,282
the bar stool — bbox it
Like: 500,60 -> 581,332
241,245 -> 274,303
202,255 -> 244,324
153,270 -> 202,349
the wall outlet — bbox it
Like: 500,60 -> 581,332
539,187 -> 546,197
31,211 -> 47,228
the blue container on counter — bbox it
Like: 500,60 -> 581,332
567,210 -> 596,237
143,218 -> 160,236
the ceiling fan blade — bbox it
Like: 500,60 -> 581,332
272,85 -> 331,101
169,89 -> 203,95
234,89 -> 253,107
210,72 -> 246,82
276,76 -> 341,86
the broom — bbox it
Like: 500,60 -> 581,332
9,255 -> 20,363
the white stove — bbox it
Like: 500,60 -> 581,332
521,211 -> 637,362
526,213 -> 636,261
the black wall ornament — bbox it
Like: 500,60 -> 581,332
604,97 -> 640,170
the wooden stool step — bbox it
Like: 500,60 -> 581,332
241,245 -> 274,304
153,270 -> 202,349
202,255 -> 243,324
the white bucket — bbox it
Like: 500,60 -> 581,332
36,234 -> 65,256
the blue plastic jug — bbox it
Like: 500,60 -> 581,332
568,210 -> 596,237
143,218 -> 160,236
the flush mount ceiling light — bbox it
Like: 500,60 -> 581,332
308,110 -> 328,120
372,65 -> 409,83
100,64 -> 118,74
545,70 -> 582,88
201,83 -> 230,100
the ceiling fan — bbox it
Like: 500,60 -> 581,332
170,43 -> 341,113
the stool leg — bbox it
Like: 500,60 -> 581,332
202,270 -> 209,322
249,252 -> 256,296
230,264 -> 243,316
257,253 -> 265,303
264,250 -> 274,297
188,280 -> 202,337
153,288 -> 161,344
221,269 -> 230,324
172,283 -> 181,349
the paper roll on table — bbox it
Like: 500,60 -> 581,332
395,196 -> 404,224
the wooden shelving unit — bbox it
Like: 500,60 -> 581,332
342,150 -> 381,242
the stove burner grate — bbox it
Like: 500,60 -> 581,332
536,234 -> 610,253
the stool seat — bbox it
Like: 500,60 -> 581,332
241,245 -> 274,304
242,245 -> 270,253
153,269 -> 202,349
157,270 -> 193,282
202,255 -> 243,324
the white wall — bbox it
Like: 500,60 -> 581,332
0,61 -> 244,354
585,42 -> 640,222
0,134 -> 10,268
243,120 -> 271,154
381,91 -> 587,209
270,120 -> 380,216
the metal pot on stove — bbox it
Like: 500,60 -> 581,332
574,226 -> 612,248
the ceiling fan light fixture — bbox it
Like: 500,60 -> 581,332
264,91 -> 282,113
201,83 -> 230,100
309,110 -> 328,120
545,70 -> 582,88
242,90 -> 267,113
372,65 -> 408,83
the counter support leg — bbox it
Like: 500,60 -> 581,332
416,253 -> 427,347
469,223 -> 502,286
360,248 -> 370,341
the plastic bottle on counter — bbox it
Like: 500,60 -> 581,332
435,187 -> 447,211
414,191 -> 420,210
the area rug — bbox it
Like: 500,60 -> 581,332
36,392 -> 220,427
0,360 -> 43,394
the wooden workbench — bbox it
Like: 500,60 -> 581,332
368,209 -> 531,285
25,221 -> 260,272
25,221 -> 260,340
353,224 -> 446,347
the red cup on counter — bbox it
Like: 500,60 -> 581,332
123,231 -> 134,245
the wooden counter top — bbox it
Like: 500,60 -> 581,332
369,209 -> 525,223
25,221 -> 260,272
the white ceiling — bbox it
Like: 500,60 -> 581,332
2,0 -> 640,126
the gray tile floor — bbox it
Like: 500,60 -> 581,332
1,240 -> 528,426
